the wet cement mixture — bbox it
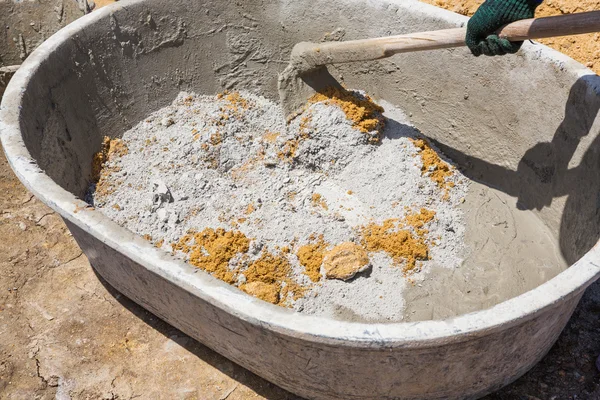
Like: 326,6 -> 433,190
89,89 -> 567,323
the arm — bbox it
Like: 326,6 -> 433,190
466,0 -> 543,56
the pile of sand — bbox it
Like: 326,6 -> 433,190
422,0 -> 600,73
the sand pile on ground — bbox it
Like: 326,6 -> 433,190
421,0 -> 600,73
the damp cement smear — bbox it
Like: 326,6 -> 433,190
89,90 -> 567,323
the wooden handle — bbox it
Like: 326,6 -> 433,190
497,10 -> 600,40
294,10 -> 600,69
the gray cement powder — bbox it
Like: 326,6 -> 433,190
90,91 -> 565,323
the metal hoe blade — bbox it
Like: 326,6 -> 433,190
278,64 -> 344,122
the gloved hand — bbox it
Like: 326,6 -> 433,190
466,0 -> 542,56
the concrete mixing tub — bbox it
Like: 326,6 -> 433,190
2,0 -> 600,398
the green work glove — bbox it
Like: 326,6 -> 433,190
466,0 -> 543,56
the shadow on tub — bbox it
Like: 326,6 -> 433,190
432,75 -> 600,266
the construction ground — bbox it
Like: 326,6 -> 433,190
0,0 -> 599,399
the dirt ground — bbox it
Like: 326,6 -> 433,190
1,0 -> 599,399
